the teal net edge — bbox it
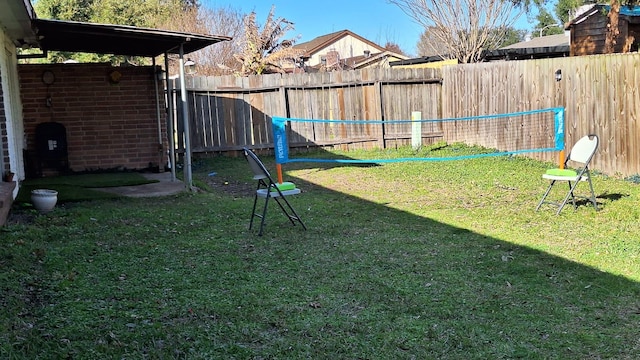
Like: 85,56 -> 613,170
272,108 -> 565,164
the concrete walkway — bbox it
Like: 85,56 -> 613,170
95,172 -> 186,198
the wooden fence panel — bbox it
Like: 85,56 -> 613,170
440,53 -> 640,176
172,54 -> 640,176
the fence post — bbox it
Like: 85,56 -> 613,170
412,111 -> 422,150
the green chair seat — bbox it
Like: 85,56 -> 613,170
545,168 -> 577,177
270,181 -> 296,192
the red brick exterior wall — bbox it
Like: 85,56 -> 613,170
19,63 -> 167,174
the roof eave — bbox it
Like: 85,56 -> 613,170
0,0 -> 38,47
32,18 -> 231,57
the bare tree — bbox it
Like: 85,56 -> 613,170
389,0 -> 526,63
385,41 -> 406,55
156,5 -> 244,75
417,27 -> 454,57
234,6 -> 305,75
189,6 -> 245,75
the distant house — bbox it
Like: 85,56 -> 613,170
567,4 -> 640,56
291,30 -> 407,72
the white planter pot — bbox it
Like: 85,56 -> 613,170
31,189 -> 58,213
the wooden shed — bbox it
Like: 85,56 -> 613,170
568,4 -> 640,56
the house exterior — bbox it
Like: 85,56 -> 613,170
0,0 -> 229,225
0,1 -> 39,223
291,29 -> 407,72
568,4 -> 640,56
18,63 -> 169,177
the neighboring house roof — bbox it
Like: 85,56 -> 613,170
344,50 -> 408,69
390,58 -> 458,69
483,33 -> 570,60
293,29 -> 386,58
390,55 -> 449,67
32,19 -> 231,57
501,33 -> 569,50
304,50 -> 407,72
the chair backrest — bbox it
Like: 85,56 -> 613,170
243,147 -> 271,181
568,134 -> 598,165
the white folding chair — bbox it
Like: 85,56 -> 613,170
536,134 -> 599,215
243,147 -> 306,236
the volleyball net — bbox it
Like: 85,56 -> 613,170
272,107 -> 564,168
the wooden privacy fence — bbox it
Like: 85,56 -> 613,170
441,53 -> 640,176
172,68 -> 443,154
171,53 -> 640,177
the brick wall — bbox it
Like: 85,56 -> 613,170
19,63 -> 167,175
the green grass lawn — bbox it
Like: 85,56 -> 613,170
2,148 -> 640,359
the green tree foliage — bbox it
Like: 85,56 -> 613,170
534,7 -> 564,37
554,0 -> 586,24
495,27 -> 528,46
34,0 -> 93,21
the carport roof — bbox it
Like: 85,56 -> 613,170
32,18 -> 231,57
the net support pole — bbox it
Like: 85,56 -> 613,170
273,117 -> 288,184
276,164 -> 284,184
411,111 -> 422,150
554,107 -> 566,169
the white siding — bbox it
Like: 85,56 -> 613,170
1,32 -> 25,197
307,34 -> 385,66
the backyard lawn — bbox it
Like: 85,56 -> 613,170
2,148 -> 640,359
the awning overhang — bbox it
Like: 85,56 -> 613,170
0,0 -> 38,47
32,18 -> 231,57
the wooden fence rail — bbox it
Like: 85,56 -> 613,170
171,53 -> 640,176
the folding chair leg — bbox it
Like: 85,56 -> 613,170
249,181 -> 270,236
536,180 -> 556,211
555,181 -> 577,214
273,196 -> 306,230
249,193 -> 259,230
587,178 -> 599,211
257,196 -> 270,236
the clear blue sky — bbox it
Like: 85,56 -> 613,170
203,0 -> 536,57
